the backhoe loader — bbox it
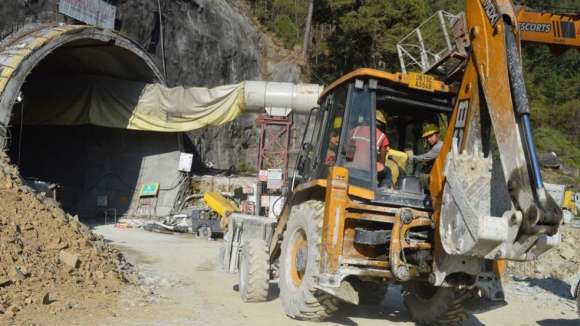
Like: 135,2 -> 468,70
221,1 -> 564,324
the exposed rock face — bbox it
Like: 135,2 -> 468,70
113,0 -> 305,171
1,0 -> 264,87
113,0 -> 264,88
0,0 -> 304,171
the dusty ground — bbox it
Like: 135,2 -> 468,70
9,222 -> 577,326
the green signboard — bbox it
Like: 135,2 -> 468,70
139,183 -> 160,197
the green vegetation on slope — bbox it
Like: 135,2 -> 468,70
248,0 -> 580,173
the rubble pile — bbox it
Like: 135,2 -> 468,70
507,225 -> 580,281
0,152 -> 136,319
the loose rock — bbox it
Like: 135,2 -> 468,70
0,153 -> 138,318
559,247 -> 576,260
59,251 -> 80,269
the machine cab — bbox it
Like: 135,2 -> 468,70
297,69 -> 456,209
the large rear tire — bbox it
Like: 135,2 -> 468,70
576,281 -> 580,320
353,280 -> 387,305
279,200 -> 339,320
239,239 -> 270,302
402,279 -> 476,325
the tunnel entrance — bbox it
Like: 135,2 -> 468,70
0,25 -> 183,220
7,124 -> 182,219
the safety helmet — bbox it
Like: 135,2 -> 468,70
376,111 -> 387,124
333,117 -> 343,129
422,123 -> 439,138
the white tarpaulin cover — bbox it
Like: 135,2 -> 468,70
21,76 -> 245,132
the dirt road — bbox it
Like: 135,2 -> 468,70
17,224 -> 577,325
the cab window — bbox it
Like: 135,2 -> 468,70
323,90 -> 347,168
318,84 -> 348,179
342,85 -> 374,188
299,107 -> 323,181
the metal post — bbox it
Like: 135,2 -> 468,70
439,11 -> 453,52
157,0 -> 166,78
416,29 -> 429,71
397,45 -> 407,73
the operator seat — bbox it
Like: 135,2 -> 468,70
383,149 -> 408,188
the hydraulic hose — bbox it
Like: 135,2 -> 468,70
504,23 -> 545,197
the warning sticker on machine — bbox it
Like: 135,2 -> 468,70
480,0 -> 500,27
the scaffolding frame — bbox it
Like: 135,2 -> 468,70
258,116 -> 292,184
397,10 -> 467,82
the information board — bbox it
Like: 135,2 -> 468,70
267,169 -> 282,189
59,0 -> 116,29
139,183 -> 160,197
178,153 -> 194,172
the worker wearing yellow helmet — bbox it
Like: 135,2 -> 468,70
333,116 -> 343,129
376,110 -> 387,125
325,117 -> 343,165
406,123 -> 442,189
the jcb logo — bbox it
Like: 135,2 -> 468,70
519,22 -> 551,33
452,99 -> 469,150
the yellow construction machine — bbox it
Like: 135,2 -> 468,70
544,183 -> 577,223
221,1 -> 566,324
515,2 -> 580,53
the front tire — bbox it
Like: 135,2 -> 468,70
353,280 -> 387,305
402,279 -> 476,325
239,239 -> 270,302
279,200 -> 339,320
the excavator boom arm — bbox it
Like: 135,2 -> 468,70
430,0 -> 562,265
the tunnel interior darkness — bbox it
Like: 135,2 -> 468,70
6,37 -> 182,220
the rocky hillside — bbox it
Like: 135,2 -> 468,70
0,0 -> 306,171
0,0 -> 265,87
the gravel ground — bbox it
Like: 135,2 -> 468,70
78,223 -> 579,326
5,219 -> 578,325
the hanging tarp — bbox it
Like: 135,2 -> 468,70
19,76 -> 245,132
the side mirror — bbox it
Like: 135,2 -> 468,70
297,156 -> 311,175
297,143 -> 313,175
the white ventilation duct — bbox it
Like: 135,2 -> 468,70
243,81 -> 324,116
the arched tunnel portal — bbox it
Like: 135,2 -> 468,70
0,24 -> 184,219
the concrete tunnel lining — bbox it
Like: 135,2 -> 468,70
0,24 -> 185,219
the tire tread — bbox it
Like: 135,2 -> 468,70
239,239 -> 269,302
402,280 -> 476,326
279,200 -> 339,320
